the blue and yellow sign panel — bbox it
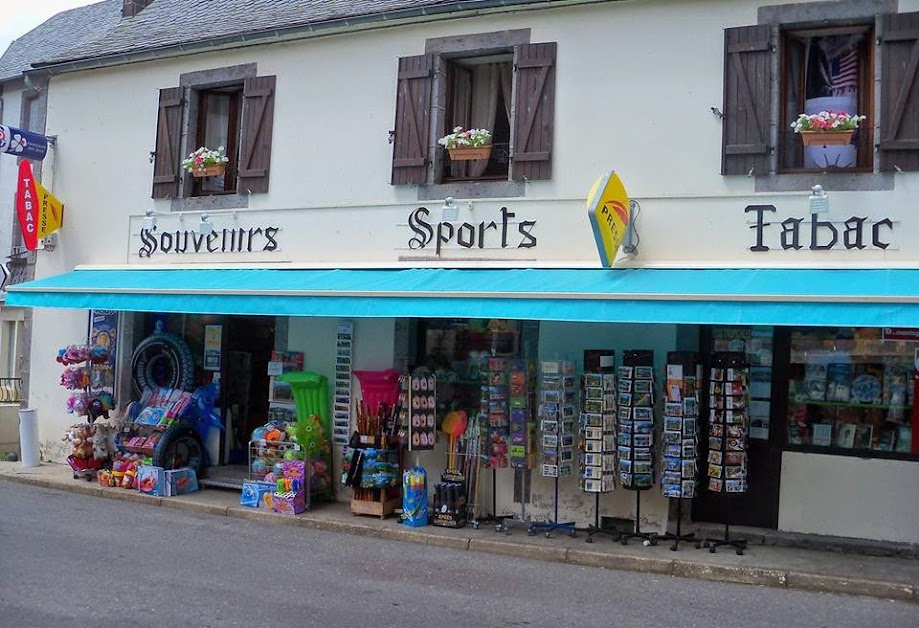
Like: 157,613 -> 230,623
587,171 -> 630,267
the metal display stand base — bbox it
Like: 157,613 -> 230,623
470,469 -> 514,532
698,521 -> 747,555
584,493 -> 620,543
657,498 -> 695,551
619,489 -> 657,546
527,475 -> 576,539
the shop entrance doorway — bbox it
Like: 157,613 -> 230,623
692,326 -> 782,529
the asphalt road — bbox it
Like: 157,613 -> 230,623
0,481 -> 915,628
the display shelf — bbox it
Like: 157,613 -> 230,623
790,398 -> 910,411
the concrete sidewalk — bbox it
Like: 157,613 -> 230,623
2,461 -> 917,603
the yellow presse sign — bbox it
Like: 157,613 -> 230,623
587,171 -> 630,267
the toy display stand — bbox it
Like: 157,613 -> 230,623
470,468 -> 515,531
346,433 -> 402,519
618,489 -> 657,546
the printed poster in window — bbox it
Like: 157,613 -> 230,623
204,325 -> 222,371
89,310 -> 118,368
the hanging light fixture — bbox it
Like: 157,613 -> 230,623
199,213 -> 214,236
142,209 -> 157,231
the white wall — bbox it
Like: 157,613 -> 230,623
779,451 -> 919,544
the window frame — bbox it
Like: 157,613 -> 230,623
191,86 -> 243,196
151,63 -> 276,211
722,0 -> 917,192
390,29 -> 556,200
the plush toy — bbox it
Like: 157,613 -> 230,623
91,420 -> 111,461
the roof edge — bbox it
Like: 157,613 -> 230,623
27,0 -> 610,76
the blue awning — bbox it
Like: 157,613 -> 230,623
5,267 -> 919,327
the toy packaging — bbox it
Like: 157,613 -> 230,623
136,465 -> 168,496
240,480 -> 275,508
165,467 -> 199,496
270,460 -> 308,515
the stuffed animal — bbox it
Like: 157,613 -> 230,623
63,423 -> 95,459
91,423 -> 110,461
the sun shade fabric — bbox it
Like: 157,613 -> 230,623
6,267 -> 919,327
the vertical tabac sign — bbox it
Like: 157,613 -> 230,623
16,161 -> 64,251
587,171 -> 630,267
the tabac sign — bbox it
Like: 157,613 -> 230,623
16,161 -> 63,251
587,171 -> 630,267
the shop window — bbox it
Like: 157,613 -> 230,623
721,10 -> 919,180
785,328 -> 916,459
390,32 -> 556,190
152,65 -> 276,201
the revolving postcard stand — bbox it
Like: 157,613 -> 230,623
616,350 -> 658,546
579,349 -> 620,543
531,360 -> 577,538
657,352 -> 700,550
698,352 -> 749,555
470,357 -> 516,531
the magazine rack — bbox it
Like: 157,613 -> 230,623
617,350 -> 658,546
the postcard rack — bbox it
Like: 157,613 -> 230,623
579,350 -> 620,543
530,360 -> 577,538
698,352 -> 749,555
616,350 -> 658,546
657,352 -> 700,551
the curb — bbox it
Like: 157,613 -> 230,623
2,473 -> 916,603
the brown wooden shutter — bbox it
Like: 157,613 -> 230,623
511,42 -> 556,182
391,55 -> 433,185
238,75 -> 276,194
151,86 -> 184,199
879,12 -> 919,172
722,25 -> 772,176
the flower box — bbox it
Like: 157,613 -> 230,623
799,130 -> 854,147
447,145 -> 493,161
190,163 -> 226,178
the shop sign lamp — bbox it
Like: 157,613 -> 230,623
808,185 -> 829,215
199,213 -> 214,236
441,196 -> 459,221
143,209 -> 157,231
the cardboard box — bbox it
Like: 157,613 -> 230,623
165,467 -> 199,496
272,490 -> 306,515
240,480 -> 275,508
136,465 -> 167,496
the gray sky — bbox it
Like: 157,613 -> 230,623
3,0 -> 99,55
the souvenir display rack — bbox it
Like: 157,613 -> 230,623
616,350 -> 658,546
580,349 -> 619,544
497,359 -> 537,534
699,352 -> 749,555
530,360 -> 577,538
657,351 -> 700,551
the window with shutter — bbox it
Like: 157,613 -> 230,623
879,11 -> 919,172
390,33 -> 556,191
150,66 -> 275,204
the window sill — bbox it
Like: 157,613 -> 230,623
169,193 -> 250,212
754,171 -> 895,193
417,180 -> 525,201
784,443 -> 916,462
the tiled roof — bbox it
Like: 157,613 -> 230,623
39,0 -> 557,67
0,0 -> 122,81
